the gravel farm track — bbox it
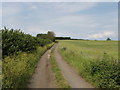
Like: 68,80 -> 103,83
27,43 -> 94,88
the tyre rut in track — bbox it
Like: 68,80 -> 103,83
54,43 -> 94,88
27,44 -> 56,88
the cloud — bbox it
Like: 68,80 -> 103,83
0,3 -> 2,28
54,2 -> 97,13
24,26 -> 53,36
0,3 -> 2,16
30,5 -> 37,10
41,14 -> 96,28
2,3 -> 21,17
88,31 -> 115,39
2,2 -> 118,40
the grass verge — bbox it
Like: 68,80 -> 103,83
58,40 -> 120,88
50,48 -> 71,88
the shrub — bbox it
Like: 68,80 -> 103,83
2,43 -> 54,88
85,55 -> 120,88
2,27 -> 54,88
2,28 -> 52,58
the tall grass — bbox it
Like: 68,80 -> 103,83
58,40 -> 119,88
2,43 -> 54,88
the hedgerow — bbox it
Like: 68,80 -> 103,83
1,27 -> 54,88
2,28 -> 52,58
2,43 -> 54,88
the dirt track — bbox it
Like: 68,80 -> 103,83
27,45 -> 56,88
27,43 -> 94,88
54,43 -> 94,88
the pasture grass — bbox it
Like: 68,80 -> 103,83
58,40 -> 119,88
50,48 -> 71,88
2,43 -> 54,88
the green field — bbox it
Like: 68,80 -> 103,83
58,40 -> 119,88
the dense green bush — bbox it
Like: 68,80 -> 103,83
2,28 -> 52,57
2,27 -> 54,88
83,54 -> 120,88
2,43 -> 54,88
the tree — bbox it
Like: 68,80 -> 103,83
106,37 -> 111,41
47,31 -> 55,42
55,37 -> 71,40
37,31 -> 55,42
37,34 -> 48,39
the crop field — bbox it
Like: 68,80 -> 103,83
58,40 -> 120,88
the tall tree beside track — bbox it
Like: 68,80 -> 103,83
47,31 -> 55,42
37,31 -> 55,42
